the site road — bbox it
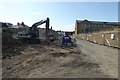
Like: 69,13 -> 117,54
76,38 -> 118,78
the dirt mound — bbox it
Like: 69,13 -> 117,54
2,27 -> 59,59
2,31 -> 25,59
38,28 -> 59,40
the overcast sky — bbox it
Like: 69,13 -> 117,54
0,1 -> 119,31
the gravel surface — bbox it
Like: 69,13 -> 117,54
76,39 -> 118,78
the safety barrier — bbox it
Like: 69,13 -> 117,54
76,28 -> 120,48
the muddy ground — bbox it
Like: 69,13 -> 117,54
2,42 -> 111,78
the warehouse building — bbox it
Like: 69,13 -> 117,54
75,19 -> 120,34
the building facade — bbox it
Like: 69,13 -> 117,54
75,19 -> 120,34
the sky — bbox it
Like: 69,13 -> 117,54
0,1 -> 119,31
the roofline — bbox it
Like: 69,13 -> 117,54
76,19 -> 119,24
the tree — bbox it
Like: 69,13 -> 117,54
17,22 -> 20,26
21,22 -> 25,26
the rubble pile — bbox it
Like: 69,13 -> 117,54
38,28 -> 60,40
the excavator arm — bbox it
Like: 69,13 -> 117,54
31,20 -> 46,28
31,18 -> 49,29
30,17 -> 49,39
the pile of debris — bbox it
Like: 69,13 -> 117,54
38,28 -> 60,40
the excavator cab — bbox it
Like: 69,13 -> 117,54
28,27 -> 39,38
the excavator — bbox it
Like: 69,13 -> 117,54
17,17 -> 76,46
17,17 -> 50,43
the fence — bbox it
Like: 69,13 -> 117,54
75,28 -> 120,48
